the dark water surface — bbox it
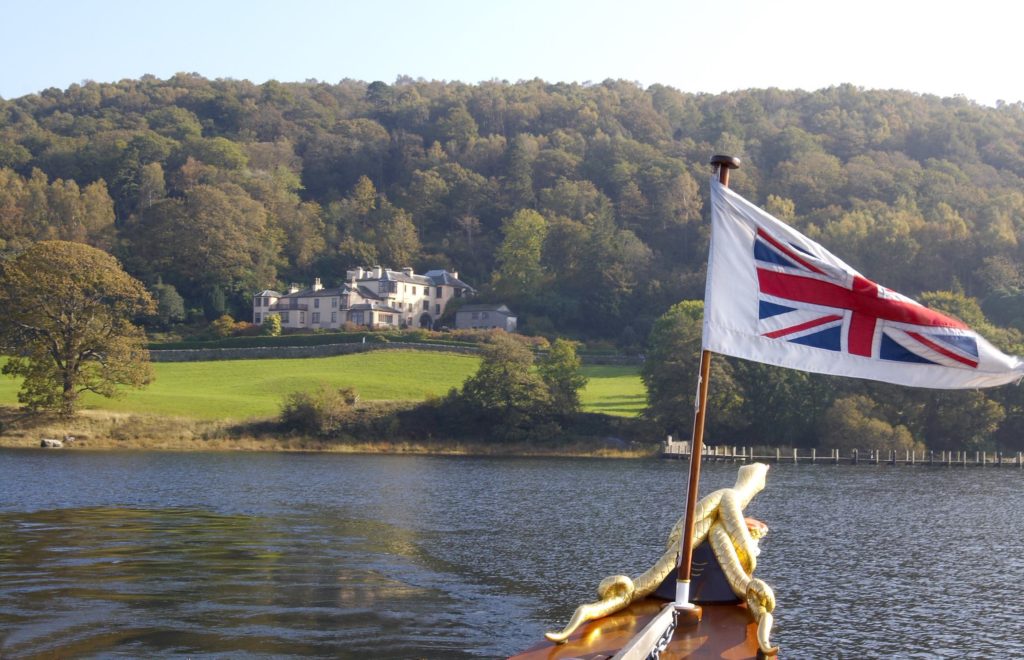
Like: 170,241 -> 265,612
0,450 -> 1021,658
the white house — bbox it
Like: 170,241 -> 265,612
253,266 -> 473,330
454,304 -> 517,332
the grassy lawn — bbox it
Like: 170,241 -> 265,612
0,351 -> 645,420
578,364 -> 647,417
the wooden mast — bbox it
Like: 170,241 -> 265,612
675,154 -> 740,611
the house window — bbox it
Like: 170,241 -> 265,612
351,311 -> 364,325
331,298 -> 338,308
314,299 -> 320,309
281,312 -> 289,323
423,300 -> 429,310
312,312 -> 320,323
435,286 -> 442,298
255,313 -> 262,324
381,314 -> 393,325
331,311 -> 337,323
435,304 -> 440,315
471,312 -> 479,319
455,289 -> 462,298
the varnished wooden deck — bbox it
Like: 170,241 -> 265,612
511,598 -> 762,660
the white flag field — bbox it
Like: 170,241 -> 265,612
703,179 -> 1024,389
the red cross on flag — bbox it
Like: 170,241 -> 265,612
703,178 -> 1024,389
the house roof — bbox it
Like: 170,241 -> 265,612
377,269 -> 433,286
424,269 -> 474,290
260,268 -> 473,300
356,285 -> 381,300
456,304 -> 512,314
277,286 -> 345,299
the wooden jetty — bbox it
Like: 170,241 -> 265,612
661,439 -> 1024,467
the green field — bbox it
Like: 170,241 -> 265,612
0,351 -> 645,420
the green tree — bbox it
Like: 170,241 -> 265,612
150,279 -> 185,328
538,338 -> 588,413
492,209 -> 548,296
0,241 -> 155,417
642,301 -> 743,438
459,333 -> 552,430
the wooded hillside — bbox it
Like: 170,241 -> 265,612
5,76 -> 1024,343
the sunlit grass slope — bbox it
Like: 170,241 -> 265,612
578,364 -> 646,417
0,352 -> 645,420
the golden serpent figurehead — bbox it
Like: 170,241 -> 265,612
544,462 -> 778,655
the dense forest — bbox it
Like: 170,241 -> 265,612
4,74 -> 1024,450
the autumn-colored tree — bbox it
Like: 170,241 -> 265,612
820,395 -> 920,452
0,241 -> 156,417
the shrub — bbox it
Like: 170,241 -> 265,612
821,395 -> 921,451
280,384 -> 360,435
261,314 -> 282,337
211,314 -> 238,338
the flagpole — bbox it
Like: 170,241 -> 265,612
674,154 -> 740,613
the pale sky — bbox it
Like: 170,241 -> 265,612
3,0 -> 1021,106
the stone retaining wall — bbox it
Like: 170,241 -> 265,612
150,342 -> 643,364
149,342 -> 482,362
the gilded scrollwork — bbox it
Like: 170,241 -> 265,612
545,463 -> 777,655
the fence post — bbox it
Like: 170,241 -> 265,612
852,448 -> 859,465
811,448 -> 816,464
793,447 -> 798,464
776,448 -> 781,463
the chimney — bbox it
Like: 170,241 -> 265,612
402,267 -> 413,277
287,283 -> 300,294
313,277 -> 323,291
450,271 -> 458,280
373,265 -> 383,278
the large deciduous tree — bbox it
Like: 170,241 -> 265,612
538,338 -> 588,414
0,241 -> 156,417
459,333 -> 552,430
642,301 -> 742,438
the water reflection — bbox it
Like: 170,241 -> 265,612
0,451 -> 1021,658
0,505 -> 475,658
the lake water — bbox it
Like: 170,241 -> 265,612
0,450 -> 1021,658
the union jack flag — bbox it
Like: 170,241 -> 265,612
704,177 -> 1024,389
754,227 -> 980,370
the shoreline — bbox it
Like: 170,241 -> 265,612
0,407 -> 657,459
